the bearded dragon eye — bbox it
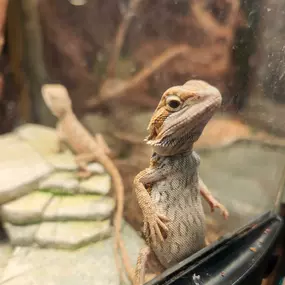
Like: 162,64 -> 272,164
166,95 -> 182,111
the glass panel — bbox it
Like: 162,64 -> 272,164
1,0 -> 285,284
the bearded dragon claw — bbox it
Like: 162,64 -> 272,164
143,211 -> 169,245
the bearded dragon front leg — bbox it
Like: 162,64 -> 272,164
74,153 -> 97,178
55,124 -> 68,153
134,167 -> 171,285
199,176 -> 229,219
134,168 -> 170,246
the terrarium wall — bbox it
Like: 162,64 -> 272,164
7,0 -> 285,230
0,0 -> 17,135
3,0 -> 248,228
243,0 -> 285,135
36,0 -> 241,117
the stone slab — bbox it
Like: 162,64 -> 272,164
46,151 -> 108,176
79,174 -> 111,195
35,220 -> 112,249
0,243 -> 12,281
1,222 -> 145,285
86,162 -> 105,174
39,172 -> 79,194
1,192 -> 53,225
45,151 -> 78,171
4,223 -> 39,246
43,195 -> 115,221
16,124 -> 107,176
0,134 -> 53,205
15,124 -> 59,156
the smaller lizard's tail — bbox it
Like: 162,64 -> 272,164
97,155 -> 135,283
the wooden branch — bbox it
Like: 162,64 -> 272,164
119,93 -> 159,108
224,0 -> 240,28
86,44 -> 189,108
39,1 -> 91,82
0,75 -> 3,100
117,45 -> 188,95
0,0 -> 8,55
191,0 -> 240,40
106,0 -> 143,77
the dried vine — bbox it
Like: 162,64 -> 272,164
87,44 -> 189,108
106,0 -> 143,77
0,0 -> 8,55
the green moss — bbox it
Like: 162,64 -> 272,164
38,188 -> 74,196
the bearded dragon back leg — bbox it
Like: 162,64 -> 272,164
199,176 -> 229,220
75,153 -> 97,178
135,246 -> 164,285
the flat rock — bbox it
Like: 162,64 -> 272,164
79,174 -> 111,195
86,162 -> 105,174
1,192 -> 53,225
45,151 -> 78,171
46,152 -> 108,175
39,172 -> 79,194
15,124 -> 59,156
0,134 -> 53,205
1,222 -> 145,285
35,220 -> 112,249
0,243 -> 12,281
43,195 -> 115,221
4,223 -> 39,246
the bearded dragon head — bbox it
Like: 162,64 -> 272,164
145,80 -> 222,155
41,84 -> 72,118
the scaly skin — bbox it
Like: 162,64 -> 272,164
41,84 -> 134,283
133,80 -> 229,285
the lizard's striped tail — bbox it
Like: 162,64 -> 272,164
96,154 -> 135,283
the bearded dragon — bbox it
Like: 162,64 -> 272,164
41,84 -> 133,283
133,80 -> 229,285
